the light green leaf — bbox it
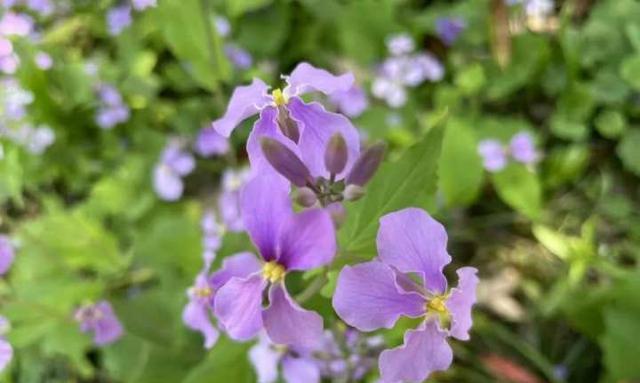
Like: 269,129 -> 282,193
492,164 -> 542,220
182,337 -> 254,383
617,129 -> 640,176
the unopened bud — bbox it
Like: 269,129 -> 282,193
324,133 -> 348,175
346,142 -> 386,186
277,106 -> 300,143
295,187 -> 318,207
326,202 -> 346,227
260,137 -> 311,187
343,184 -> 365,201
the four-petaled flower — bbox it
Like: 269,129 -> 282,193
213,174 -> 336,349
478,131 -> 539,172
333,208 -> 478,382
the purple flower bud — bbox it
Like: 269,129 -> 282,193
326,202 -> 346,227
343,184 -> 365,201
325,133 -> 348,175
295,187 -> 318,208
346,142 -> 386,186
276,106 -> 300,143
260,137 -> 311,187
0,236 -> 15,276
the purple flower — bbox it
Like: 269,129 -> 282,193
328,84 -> 368,118
152,140 -> 195,201
0,235 -> 14,276
34,51 -> 53,70
212,62 -> 360,182
224,43 -> 253,70
195,125 -> 229,157
0,12 -> 34,37
183,253 -> 260,349
106,5 -> 132,36
436,17 -> 466,46
386,33 -> 415,56
213,174 -> 336,348
478,131 -> 539,172
201,210 -> 224,266
0,54 -> 18,74
332,208 -> 479,382
27,0 -> 54,16
131,0 -> 157,11
214,16 -> 231,38
0,38 -> 12,56
74,301 -> 124,346
218,168 -> 250,232
0,316 -> 12,373
249,334 -> 321,383
95,84 -> 129,129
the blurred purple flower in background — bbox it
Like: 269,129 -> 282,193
333,208 -> 479,382
34,51 -> 52,70
328,84 -> 368,118
131,0 -> 157,11
0,316 -> 12,373
152,140 -> 195,201
0,235 -> 15,276
74,301 -> 123,346
436,17 -> 466,46
183,253 -> 261,349
224,43 -> 253,70
200,210 -> 224,266
195,125 -> 230,157
214,175 -> 335,348
0,12 -> 34,37
478,131 -> 539,172
249,334 -> 320,383
214,16 -> 231,38
27,0 -> 54,16
11,124 -> 55,154
0,38 -> 18,74
218,168 -> 250,232
95,84 -> 130,129
386,33 -> 415,56
106,5 -> 132,36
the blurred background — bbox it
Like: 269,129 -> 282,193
0,0 -> 639,382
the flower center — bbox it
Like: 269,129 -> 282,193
262,261 -> 286,283
191,286 -> 213,299
272,88 -> 288,106
426,295 -> 451,328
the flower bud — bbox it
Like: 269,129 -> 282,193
324,133 -> 348,175
346,142 -> 386,186
343,184 -> 365,201
260,137 -> 311,187
277,106 -> 300,143
326,202 -> 346,227
295,187 -> 318,207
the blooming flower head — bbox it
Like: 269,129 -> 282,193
478,131 -> 539,172
131,0 -> 157,11
106,5 -> 132,36
152,139 -> 195,201
213,174 -> 336,349
194,125 -> 229,157
74,301 -> 124,346
0,235 -> 15,276
435,17 -> 466,46
183,252 -> 260,349
328,84 -> 368,118
333,208 -> 479,382
212,62 -> 360,183
34,51 -> 52,70
0,316 -> 12,373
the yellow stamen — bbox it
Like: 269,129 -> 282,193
191,286 -> 213,298
262,261 -> 286,283
427,295 -> 448,314
272,88 -> 288,106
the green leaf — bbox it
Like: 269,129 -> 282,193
0,146 -> 24,206
620,55 -> 640,90
455,64 -> 486,95
438,117 -> 483,206
339,121 -> 446,255
616,128 -> 640,176
492,164 -> 542,220
226,0 -> 272,17
182,336 -> 254,383
595,109 -> 627,139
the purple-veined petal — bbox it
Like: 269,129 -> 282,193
246,107 -> 302,181
287,98 -> 360,179
249,335 -> 282,383
284,62 -> 354,97
277,209 -> 336,271
379,320 -> 453,383
210,252 -> 262,289
377,208 -> 451,294
240,174 -> 292,261
282,356 -> 321,383
332,262 -> 425,332
478,139 -> 507,172
262,284 -> 323,350
213,79 -> 271,137
214,274 -> 266,341
182,300 -> 219,349
446,267 -> 479,341
509,131 -> 538,165
0,338 -> 12,372
0,236 -> 15,276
